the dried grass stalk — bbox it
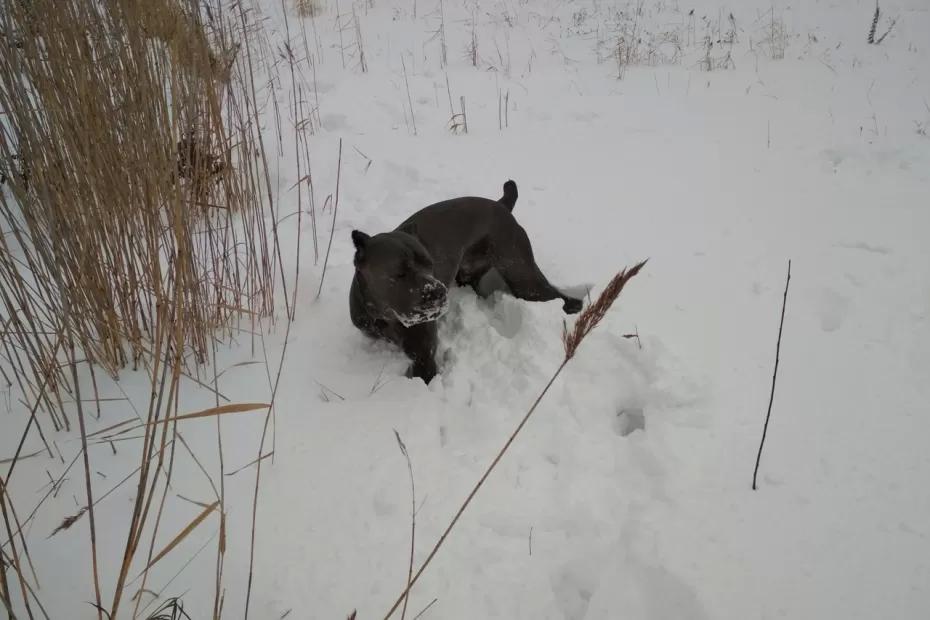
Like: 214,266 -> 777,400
136,500 -> 219,578
0,0 -> 281,424
563,260 -> 649,359
0,0 -> 291,615
383,260 -> 648,619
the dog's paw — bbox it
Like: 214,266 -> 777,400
562,298 -> 583,314
406,360 -> 437,384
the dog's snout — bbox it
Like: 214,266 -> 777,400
421,286 -> 443,302
420,280 -> 447,304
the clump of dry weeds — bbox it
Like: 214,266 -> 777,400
0,0 -> 294,616
294,0 -> 325,18
0,0 -> 280,418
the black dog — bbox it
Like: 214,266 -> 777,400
349,180 -> 583,383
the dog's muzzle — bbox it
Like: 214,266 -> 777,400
392,279 -> 449,327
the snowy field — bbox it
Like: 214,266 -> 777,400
3,0 -> 930,618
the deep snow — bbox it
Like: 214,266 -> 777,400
3,0 -> 930,618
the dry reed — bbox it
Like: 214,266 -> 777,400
0,0 -> 293,616
752,260 -> 791,490
393,430 -> 416,620
382,260 -> 648,619
0,0 -> 280,423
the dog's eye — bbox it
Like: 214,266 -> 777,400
394,265 -> 408,279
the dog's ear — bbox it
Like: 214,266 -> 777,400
351,230 -> 370,250
351,230 -> 370,266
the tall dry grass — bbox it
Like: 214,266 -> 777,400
0,0 -> 281,420
0,0 -> 296,616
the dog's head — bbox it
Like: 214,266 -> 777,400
351,229 -> 448,326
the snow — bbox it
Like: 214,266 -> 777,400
3,0 -> 930,618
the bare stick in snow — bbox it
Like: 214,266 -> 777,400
411,598 -> 437,620
245,292 -> 298,620
337,0 -> 347,68
444,73 -> 454,116
438,0 -> 448,67
69,336 -> 103,620
504,91 -> 509,128
317,139 -> 343,299
752,260 -> 792,490
353,146 -> 373,174
402,56 -> 417,136
394,431 -> 416,620
467,8 -> 478,67
353,8 -> 367,73
460,97 -> 468,134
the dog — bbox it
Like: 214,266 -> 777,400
349,180 -> 583,383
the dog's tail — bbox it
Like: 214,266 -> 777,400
498,179 -> 518,211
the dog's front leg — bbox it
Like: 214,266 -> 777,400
400,322 -> 439,383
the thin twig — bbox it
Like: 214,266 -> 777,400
460,96 -> 468,134
0,546 -> 47,620
245,299 -> 298,618
69,337 -> 103,620
0,580 -> 15,619
224,452 -> 274,477
316,139 -> 343,299
402,56 -> 417,136
411,598 -> 437,620
210,333 -> 226,620
393,431 -> 416,620
752,260 -> 791,490
3,338 -> 64,482
0,481 -> 33,620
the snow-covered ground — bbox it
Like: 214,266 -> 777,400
4,0 -> 930,618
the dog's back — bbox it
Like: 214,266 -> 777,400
394,181 -> 519,244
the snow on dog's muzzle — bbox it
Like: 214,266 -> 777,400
392,279 -> 449,327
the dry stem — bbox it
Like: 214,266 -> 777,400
382,260 -> 647,619
394,431 -> 416,620
753,260 -> 791,490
